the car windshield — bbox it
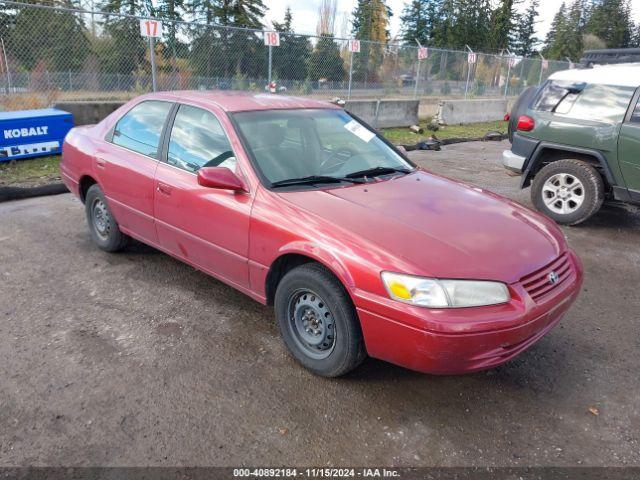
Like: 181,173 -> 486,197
232,109 -> 413,186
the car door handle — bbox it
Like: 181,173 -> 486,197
157,182 -> 172,196
95,157 -> 106,169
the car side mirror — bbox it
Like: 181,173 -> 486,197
197,167 -> 247,192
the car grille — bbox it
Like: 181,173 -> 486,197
520,253 -> 574,302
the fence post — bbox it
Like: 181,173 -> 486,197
149,37 -> 157,92
538,53 -> 546,86
413,58 -> 421,99
268,44 -> 272,85
348,49 -> 354,100
504,57 -> 512,98
1,37 -> 12,94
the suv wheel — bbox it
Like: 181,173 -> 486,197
274,263 -> 366,377
531,159 -> 604,225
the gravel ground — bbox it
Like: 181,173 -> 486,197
0,140 -> 639,467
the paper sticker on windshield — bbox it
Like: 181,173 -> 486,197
344,120 -> 375,143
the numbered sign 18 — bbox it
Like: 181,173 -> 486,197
140,19 -> 162,38
467,52 -> 477,64
418,47 -> 428,60
349,39 -> 360,53
264,31 -> 280,47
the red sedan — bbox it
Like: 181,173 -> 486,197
61,92 -> 583,377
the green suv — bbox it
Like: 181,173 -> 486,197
503,64 -> 640,225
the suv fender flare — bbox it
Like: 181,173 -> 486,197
520,142 -> 616,189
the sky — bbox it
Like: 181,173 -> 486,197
265,0 -> 640,46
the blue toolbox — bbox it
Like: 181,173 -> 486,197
0,108 -> 74,162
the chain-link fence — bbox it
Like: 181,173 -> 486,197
0,0 -> 572,110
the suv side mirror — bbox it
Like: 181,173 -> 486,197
197,167 -> 247,192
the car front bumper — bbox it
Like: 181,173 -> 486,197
353,251 -> 583,375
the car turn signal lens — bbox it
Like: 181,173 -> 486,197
517,115 -> 535,132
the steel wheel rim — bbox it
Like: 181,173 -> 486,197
91,198 -> 111,240
542,173 -> 585,215
287,289 -> 336,360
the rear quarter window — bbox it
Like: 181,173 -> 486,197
534,80 -> 635,123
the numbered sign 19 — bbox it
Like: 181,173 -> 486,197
349,39 -> 360,53
418,47 -> 428,60
264,31 -> 280,47
140,19 -> 162,38
467,52 -> 477,64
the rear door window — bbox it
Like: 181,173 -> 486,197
112,101 -> 173,158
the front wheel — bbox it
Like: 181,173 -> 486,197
274,263 -> 366,377
531,159 -> 604,225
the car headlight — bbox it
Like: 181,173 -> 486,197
381,272 -> 510,308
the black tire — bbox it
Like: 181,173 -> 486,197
508,86 -> 539,143
531,159 -> 604,226
274,263 -> 366,377
84,184 -> 129,252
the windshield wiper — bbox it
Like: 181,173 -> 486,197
270,175 -> 365,188
345,166 -> 412,179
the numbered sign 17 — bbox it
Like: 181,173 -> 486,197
264,31 -> 280,47
140,19 -> 162,38
418,47 -> 428,60
467,52 -> 477,64
349,39 -> 360,53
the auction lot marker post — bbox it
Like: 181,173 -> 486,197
140,19 -> 162,92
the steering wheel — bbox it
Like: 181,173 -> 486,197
201,151 -> 234,169
319,148 -> 355,172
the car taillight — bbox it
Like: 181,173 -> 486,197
504,113 -> 510,121
517,115 -> 535,131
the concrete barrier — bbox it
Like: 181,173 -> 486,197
53,101 -> 125,126
436,99 -> 508,125
345,99 -> 419,128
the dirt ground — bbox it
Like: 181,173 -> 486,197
0,140 -> 639,467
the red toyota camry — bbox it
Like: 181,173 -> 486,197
61,91 -> 583,377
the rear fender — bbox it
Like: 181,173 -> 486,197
520,142 -> 615,188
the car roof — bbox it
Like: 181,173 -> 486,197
142,90 -> 341,113
549,64 -> 640,88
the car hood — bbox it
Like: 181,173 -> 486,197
277,170 -> 565,284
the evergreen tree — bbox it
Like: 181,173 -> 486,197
585,0 -> 634,48
399,0 -> 429,45
8,0 -> 90,72
488,0 -> 516,52
307,33 -> 345,82
513,0 -> 540,56
272,7 -> 311,82
100,0 -> 148,75
189,0 -> 267,80
351,0 -> 391,82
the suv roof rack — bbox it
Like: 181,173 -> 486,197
580,48 -> 640,67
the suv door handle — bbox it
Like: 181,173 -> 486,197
157,182 -> 172,196
95,157 -> 106,169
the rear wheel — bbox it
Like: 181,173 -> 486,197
274,263 -> 366,377
85,184 -> 129,252
531,159 -> 604,225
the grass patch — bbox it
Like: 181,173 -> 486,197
381,119 -> 506,145
0,155 -> 61,187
